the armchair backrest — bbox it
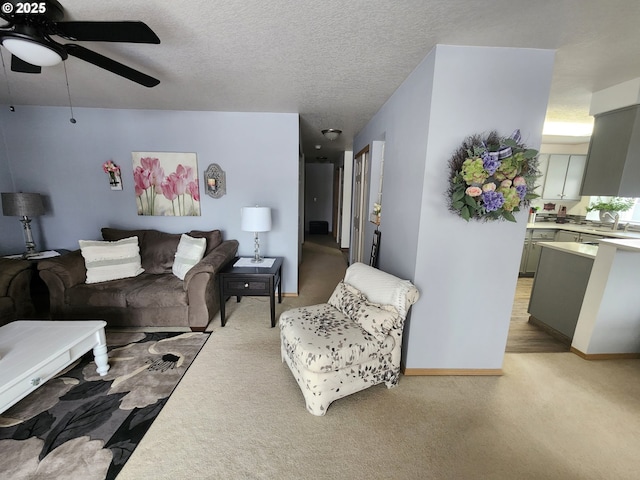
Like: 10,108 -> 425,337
343,263 -> 419,320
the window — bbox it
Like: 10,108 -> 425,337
586,197 -> 639,223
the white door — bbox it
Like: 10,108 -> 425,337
352,147 -> 369,263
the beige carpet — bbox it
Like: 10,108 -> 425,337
118,241 -> 640,480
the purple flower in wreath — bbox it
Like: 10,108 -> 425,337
482,151 -> 501,176
481,190 -> 505,212
516,184 -> 527,200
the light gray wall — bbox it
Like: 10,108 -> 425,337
0,125 -> 23,251
0,106 -> 300,293
304,163 -> 333,232
354,45 -> 555,370
353,51 -> 434,279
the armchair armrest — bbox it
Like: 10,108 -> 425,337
37,250 -> 86,289
0,258 -> 31,296
183,239 -> 239,288
0,258 -> 33,318
37,250 -> 86,315
184,239 -> 239,330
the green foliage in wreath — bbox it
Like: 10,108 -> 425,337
447,130 -> 540,222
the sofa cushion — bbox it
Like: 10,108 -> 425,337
102,227 -> 147,244
172,234 -> 206,280
79,237 -> 144,284
279,304 -> 394,373
125,274 -> 188,308
137,230 -> 182,273
188,229 -> 222,256
66,279 -> 130,307
101,227 -> 223,274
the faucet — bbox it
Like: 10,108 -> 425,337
601,212 -> 620,230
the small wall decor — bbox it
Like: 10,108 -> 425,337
369,229 -> 381,268
131,152 -> 201,216
204,163 -> 227,199
447,129 -> 539,222
102,160 -> 122,190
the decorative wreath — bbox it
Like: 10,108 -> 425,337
447,129 -> 539,222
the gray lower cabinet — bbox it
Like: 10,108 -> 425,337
555,230 -> 580,242
579,233 -> 603,244
520,229 -> 555,275
528,245 -> 594,342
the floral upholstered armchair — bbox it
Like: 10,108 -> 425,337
279,262 -> 419,416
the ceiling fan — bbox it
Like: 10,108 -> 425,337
0,0 -> 160,87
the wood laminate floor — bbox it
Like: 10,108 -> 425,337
506,277 -> 570,353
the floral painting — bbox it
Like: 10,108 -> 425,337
131,152 -> 200,216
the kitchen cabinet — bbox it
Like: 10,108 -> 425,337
555,230 -> 580,242
579,233 -> 603,244
555,230 -> 603,243
520,229 -> 555,275
528,243 -> 596,343
540,154 -> 587,201
581,105 -> 640,197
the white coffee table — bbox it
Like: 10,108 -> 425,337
0,320 -> 109,414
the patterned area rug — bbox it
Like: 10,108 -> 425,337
0,331 -> 209,480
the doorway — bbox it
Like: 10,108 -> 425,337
351,146 -> 369,263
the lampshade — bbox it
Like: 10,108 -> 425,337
1,192 -> 45,217
2,38 -> 64,67
241,206 -> 272,232
322,129 -> 342,141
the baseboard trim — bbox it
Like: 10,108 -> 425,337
282,293 -> 298,297
402,368 -> 503,376
570,347 -> 640,360
528,316 -> 571,345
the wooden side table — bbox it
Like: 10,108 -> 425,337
218,257 -> 283,327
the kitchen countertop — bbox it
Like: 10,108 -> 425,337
538,241 -> 598,259
526,222 -> 640,240
599,238 -> 640,252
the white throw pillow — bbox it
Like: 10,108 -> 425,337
79,236 -> 144,284
352,302 -> 400,341
172,234 -> 207,280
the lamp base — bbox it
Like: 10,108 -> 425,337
252,232 -> 265,263
20,216 -> 38,258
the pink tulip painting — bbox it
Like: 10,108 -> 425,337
132,152 -> 201,216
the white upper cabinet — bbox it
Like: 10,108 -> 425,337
541,154 -> 587,201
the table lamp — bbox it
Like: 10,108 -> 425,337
241,206 -> 272,263
1,192 -> 45,257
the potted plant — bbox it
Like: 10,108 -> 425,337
586,197 -> 635,222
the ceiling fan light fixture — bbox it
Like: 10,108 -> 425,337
2,38 -> 63,67
322,129 -> 342,141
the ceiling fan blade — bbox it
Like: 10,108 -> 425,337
65,44 -> 160,87
55,21 -> 160,44
11,55 -> 41,74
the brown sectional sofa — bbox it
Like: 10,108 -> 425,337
0,257 -> 34,327
38,227 -> 238,331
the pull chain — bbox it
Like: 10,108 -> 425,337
63,61 -> 76,124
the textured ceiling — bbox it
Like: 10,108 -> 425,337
1,0 -> 640,163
